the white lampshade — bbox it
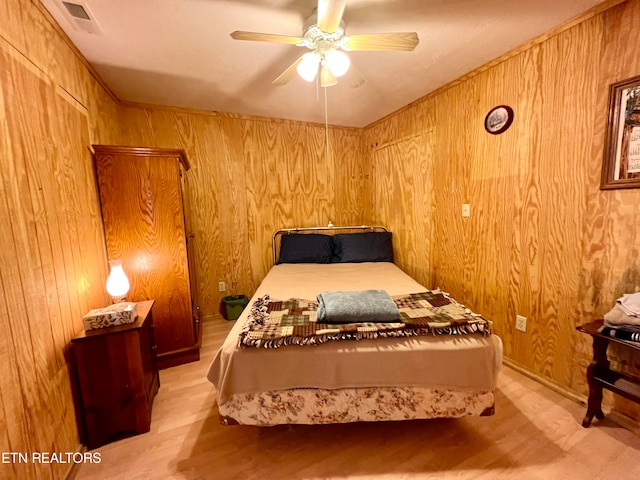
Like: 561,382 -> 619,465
297,52 -> 321,82
326,49 -> 350,77
106,260 -> 130,303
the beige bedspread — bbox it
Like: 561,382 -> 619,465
208,263 -> 503,404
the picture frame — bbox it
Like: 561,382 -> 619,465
601,74 -> 640,189
484,105 -> 514,135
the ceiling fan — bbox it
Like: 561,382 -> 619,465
230,0 -> 419,88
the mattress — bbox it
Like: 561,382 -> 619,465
208,263 -> 503,412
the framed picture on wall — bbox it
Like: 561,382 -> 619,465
601,74 -> 640,189
484,105 -> 514,135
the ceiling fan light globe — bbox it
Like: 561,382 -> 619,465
326,49 -> 350,77
297,52 -> 321,82
320,65 -> 338,87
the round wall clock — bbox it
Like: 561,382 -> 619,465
484,105 -> 514,135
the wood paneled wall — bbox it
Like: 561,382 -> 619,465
116,106 -> 366,318
0,1 -> 119,479
4,2 -> 640,477
364,0 -> 640,422
366,125 -> 435,287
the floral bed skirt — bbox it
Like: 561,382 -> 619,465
219,386 -> 495,426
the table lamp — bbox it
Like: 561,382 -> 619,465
106,260 -> 130,303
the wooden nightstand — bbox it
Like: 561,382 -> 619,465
577,320 -> 640,427
72,300 -> 159,449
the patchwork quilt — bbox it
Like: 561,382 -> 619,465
239,290 -> 492,348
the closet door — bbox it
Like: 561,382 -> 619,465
93,145 -> 198,368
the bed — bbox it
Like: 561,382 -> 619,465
207,226 -> 503,426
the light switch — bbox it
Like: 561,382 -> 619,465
462,204 -> 470,217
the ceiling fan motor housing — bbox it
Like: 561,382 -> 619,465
302,13 -> 347,51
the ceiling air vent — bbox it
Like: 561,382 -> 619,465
62,1 -> 90,20
58,1 -> 102,34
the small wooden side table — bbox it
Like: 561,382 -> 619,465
576,320 -> 640,427
72,300 -> 159,449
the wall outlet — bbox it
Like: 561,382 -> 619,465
218,281 -> 226,292
516,314 -> 527,332
462,204 -> 470,217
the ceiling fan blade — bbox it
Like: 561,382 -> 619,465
344,32 -> 419,51
317,0 -> 346,34
230,31 -> 303,45
272,56 -> 306,86
320,65 -> 338,87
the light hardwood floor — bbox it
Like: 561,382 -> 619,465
74,319 -> 640,480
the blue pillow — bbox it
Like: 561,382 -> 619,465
332,232 -> 393,263
278,234 -> 333,264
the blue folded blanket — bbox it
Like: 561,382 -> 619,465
316,289 -> 401,324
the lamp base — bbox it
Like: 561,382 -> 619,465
111,294 -> 126,303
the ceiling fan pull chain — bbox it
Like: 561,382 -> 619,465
324,86 -> 330,164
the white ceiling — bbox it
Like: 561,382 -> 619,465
42,0 -> 606,127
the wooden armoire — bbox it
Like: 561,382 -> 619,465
92,145 -> 200,369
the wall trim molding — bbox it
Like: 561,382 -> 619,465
0,33 -> 50,83
503,358 -> 588,405
118,100 -> 362,131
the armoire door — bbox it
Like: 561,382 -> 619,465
93,145 -> 199,368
